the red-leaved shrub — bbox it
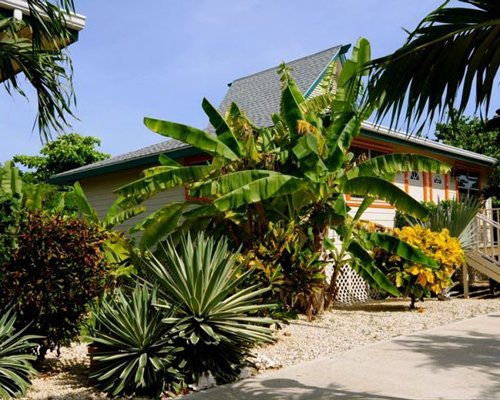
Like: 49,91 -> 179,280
0,212 -> 111,358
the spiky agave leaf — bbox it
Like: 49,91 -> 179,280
88,285 -> 182,398
144,232 -> 275,384
0,309 -> 40,399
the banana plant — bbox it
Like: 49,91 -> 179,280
116,38 -> 451,300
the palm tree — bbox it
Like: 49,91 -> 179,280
368,0 -> 500,130
1,0 -> 77,140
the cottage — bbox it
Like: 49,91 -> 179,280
51,44 -> 496,231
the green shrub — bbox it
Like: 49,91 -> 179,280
144,232 -> 276,384
374,225 -> 465,308
241,220 -> 325,317
89,285 -> 183,398
0,193 -> 22,267
0,212 -> 111,358
0,309 -> 40,398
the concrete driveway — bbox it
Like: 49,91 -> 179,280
186,312 -> 500,400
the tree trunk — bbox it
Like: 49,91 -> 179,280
325,261 -> 342,308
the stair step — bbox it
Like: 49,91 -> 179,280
466,251 -> 500,283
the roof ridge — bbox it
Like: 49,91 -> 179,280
230,45 -> 342,84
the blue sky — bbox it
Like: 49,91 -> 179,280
0,0 -> 496,162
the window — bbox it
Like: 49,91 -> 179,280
350,146 -> 385,165
349,146 -> 387,200
410,171 -> 420,181
456,170 -> 480,199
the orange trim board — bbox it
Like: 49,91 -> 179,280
444,174 -> 449,200
351,138 -> 393,153
423,172 -> 428,202
347,201 -> 394,209
429,172 -> 433,202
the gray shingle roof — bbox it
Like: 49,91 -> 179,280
51,139 -> 190,181
214,45 -> 342,128
51,45 -> 342,182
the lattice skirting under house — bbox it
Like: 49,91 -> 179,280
332,264 -> 371,305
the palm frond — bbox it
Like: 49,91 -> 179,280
0,13 -> 75,140
368,0 -> 500,130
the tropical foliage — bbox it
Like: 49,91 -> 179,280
1,0 -> 77,139
0,309 -> 39,398
240,220 -> 326,317
395,197 -> 482,248
13,133 -> 110,182
89,285 -> 183,398
0,192 -> 21,267
435,111 -> 500,200
374,225 -> 465,308
143,232 -> 275,384
368,0 -> 500,130
0,211 -> 111,359
117,38 -> 450,310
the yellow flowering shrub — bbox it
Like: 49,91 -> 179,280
373,225 -> 465,307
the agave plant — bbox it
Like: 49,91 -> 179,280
425,197 -> 482,241
143,232 -> 276,384
88,285 -> 183,398
0,309 -> 39,399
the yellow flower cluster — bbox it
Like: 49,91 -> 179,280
393,226 -> 465,294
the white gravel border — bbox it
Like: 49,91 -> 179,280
22,298 -> 500,399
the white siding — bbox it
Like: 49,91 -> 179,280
80,168 -> 185,235
429,172 -> 445,202
394,172 -> 406,192
349,206 -> 396,228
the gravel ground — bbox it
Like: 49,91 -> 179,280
254,298 -> 500,370
22,298 -> 500,399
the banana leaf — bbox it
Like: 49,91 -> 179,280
213,174 -> 305,212
369,232 -> 439,268
115,165 -> 214,205
347,153 -> 451,179
190,170 -> 280,199
144,117 -> 238,161
342,176 -> 430,219
202,98 -> 243,156
347,240 -> 401,296
131,203 -> 185,250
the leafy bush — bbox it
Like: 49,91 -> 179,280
89,285 -> 183,398
241,220 -> 325,317
0,192 -> 21,267
144,232 -> 275,384
394,201 -> 437,228
0,212 -> 111,358
0,309 -> 40,398
420,197 -> 482,243
374,225 -> 465,307
394,198 -> 481,242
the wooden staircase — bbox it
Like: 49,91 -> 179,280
463,208 -> 500,297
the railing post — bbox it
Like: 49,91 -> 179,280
463,262 -> 469,299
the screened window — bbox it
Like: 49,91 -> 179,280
349,146 -> 386,199
351,146 -> 384,164
456,170 -> 480,199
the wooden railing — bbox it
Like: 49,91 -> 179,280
463,208 -> 500,297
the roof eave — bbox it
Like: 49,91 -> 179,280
361,122 -> 498,167
0,0 -> 86,31
49,145 -> 197,184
